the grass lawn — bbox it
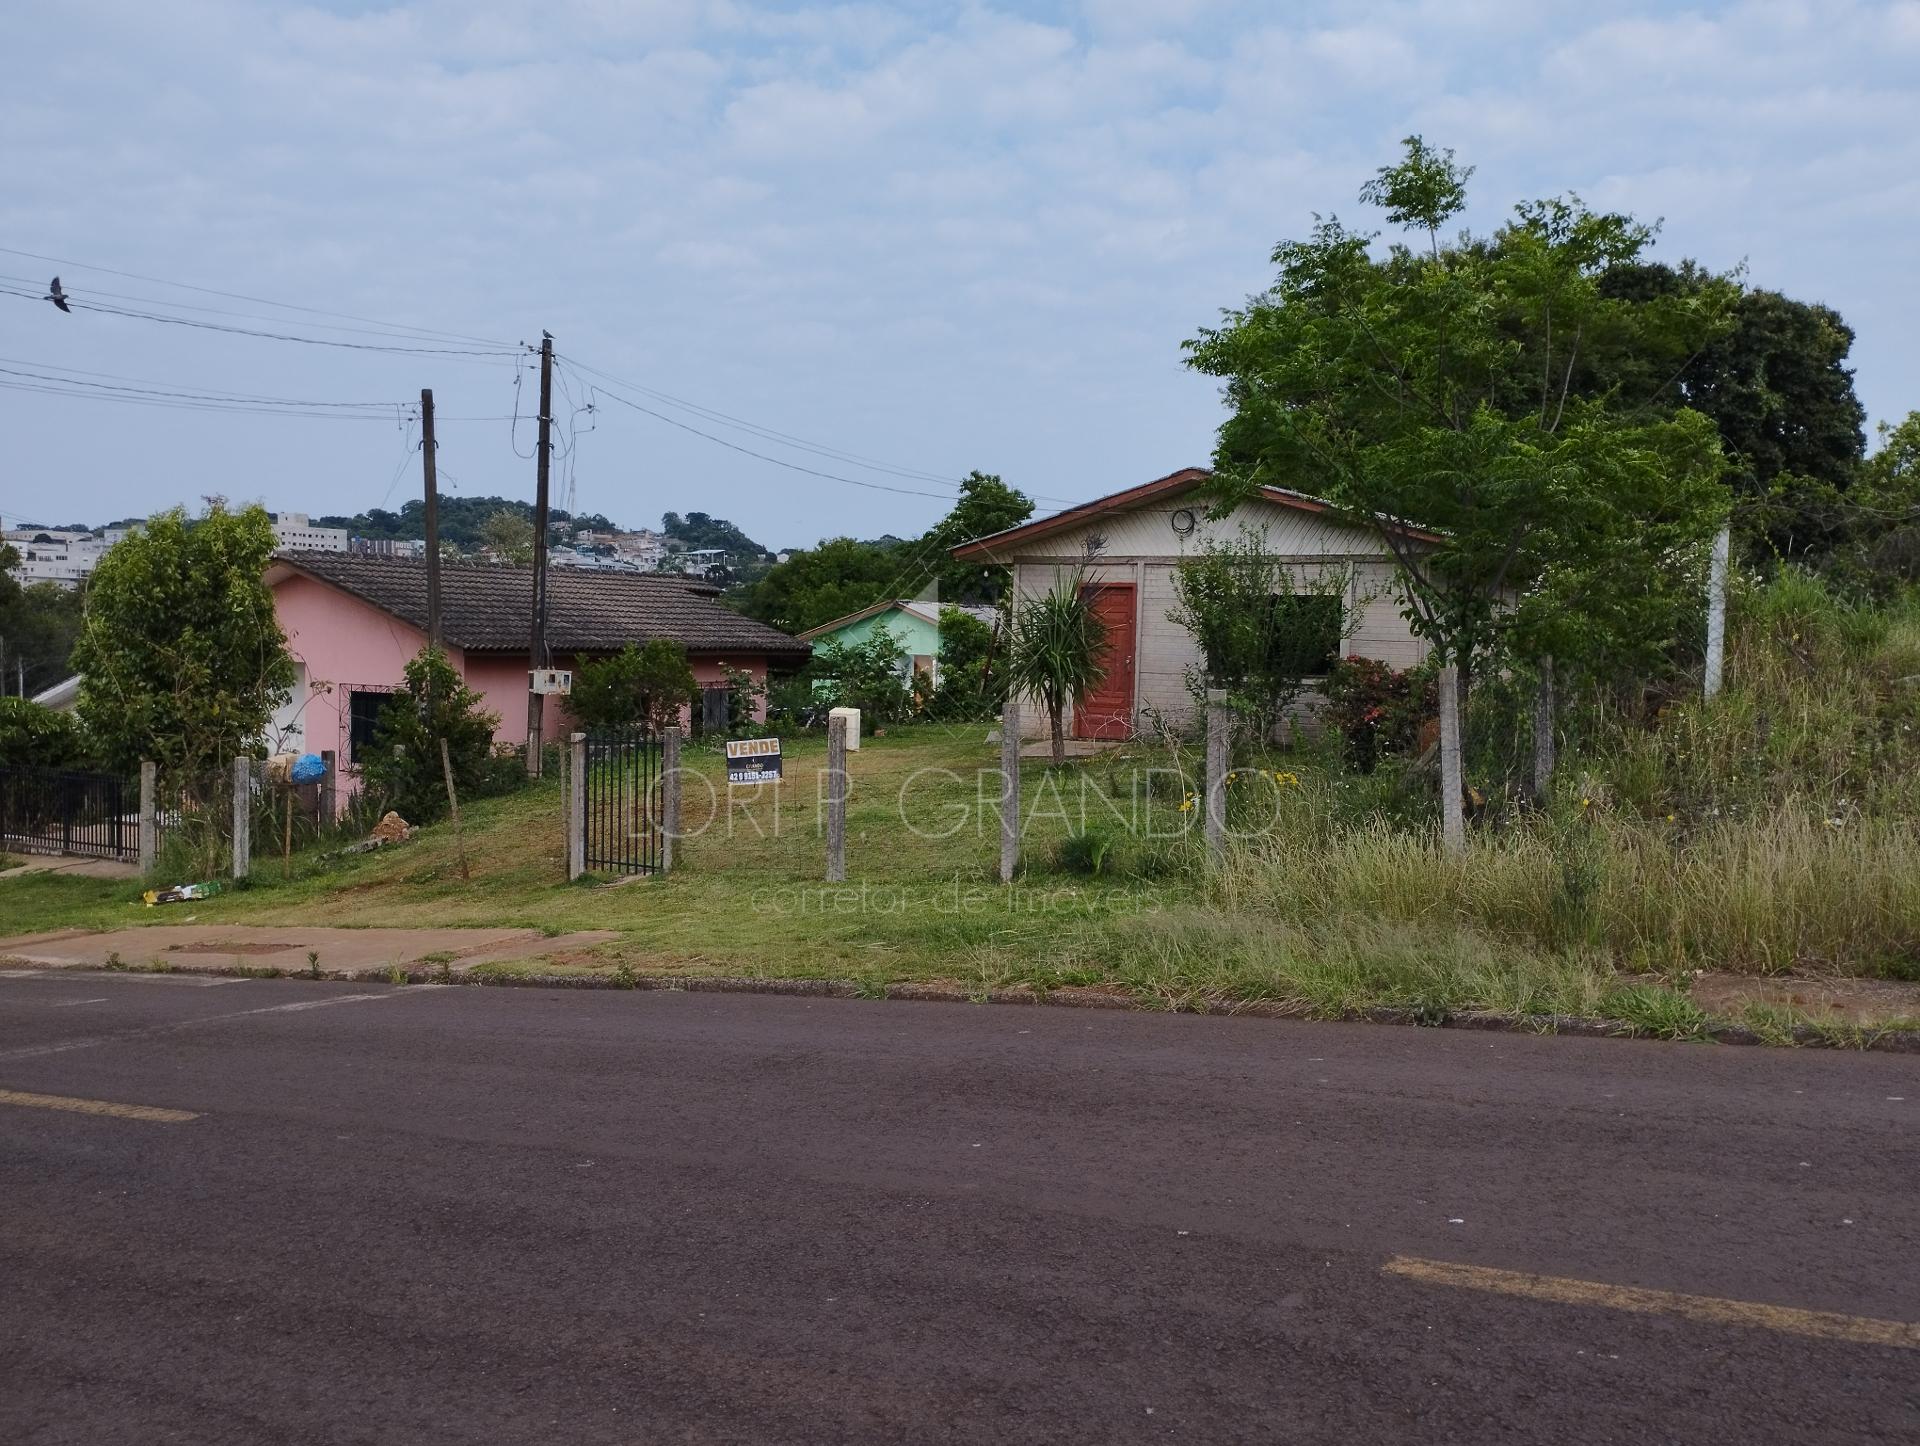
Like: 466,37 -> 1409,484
3,720 -> 1915,1044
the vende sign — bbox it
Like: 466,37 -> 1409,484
725,737 -> 783,784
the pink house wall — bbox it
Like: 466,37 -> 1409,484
272,574 -> 777,775
273,574 -> 450,762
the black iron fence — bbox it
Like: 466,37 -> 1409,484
583,728 -> 662,875
0,766 -> 139,862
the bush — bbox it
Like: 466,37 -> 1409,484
0,699 -> 93,769
929,606 -> 1006,721
811,631 -> 914,727
1322,657 -> 1437,772
357,647 -> 505,824
570,641 -> 697,733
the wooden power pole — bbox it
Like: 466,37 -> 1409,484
420,388 -> 441,648
526,332 -> 554,776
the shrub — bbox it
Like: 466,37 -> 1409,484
1322,657 -> 1436,772
811,631 -> 914,728
0,699 -> 93,769
357,647 -> 505,824
929,605 -> 1006,721
1055,829 -> 1117,876
570,641 -> 697,733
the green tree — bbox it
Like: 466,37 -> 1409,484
1594,265 -> 1867,564
72,504 -> 295,778
1840,411 -> 1920,593
929,605 -> 1006,721
1185,137 -> 1730,844
914,471 -> 1034,604
1168,526 -> 1349,740
358,647 -> 502,824
1008,570 -> 1108,766
811,630 -> 914,727
569,641 -> 698,733
3,580 -> 87,697
479,509 -> 535,564
740,537 -> 904,633
0,698 -> 92,768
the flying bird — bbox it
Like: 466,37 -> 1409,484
46,277 -> 70,313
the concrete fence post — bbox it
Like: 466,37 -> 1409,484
998,702 -> 1020,884
1704,523 -> 1731,700
825,713 -> 848,883
1204,689 -> 1230,861
661,726 -> 683,872
231,755 -> 252,881
137,761 -> 157,875
319,749 -> 337,825
568,733 -> 587,881
1438,664 -> 1466,856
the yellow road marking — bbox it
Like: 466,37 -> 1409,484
0,1087 -> 199,1124
1384,1256 -> 1920,1350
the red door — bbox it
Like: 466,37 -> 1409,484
1074,583 -> 1136,740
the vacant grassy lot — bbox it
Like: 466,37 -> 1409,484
5,690 -> 1916,1042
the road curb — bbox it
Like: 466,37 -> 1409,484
7,959 -> 1917,1051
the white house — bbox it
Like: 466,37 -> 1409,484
951,467 -> 1438,741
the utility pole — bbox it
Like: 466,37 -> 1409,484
526,332 -> 554,776
420,388 -> 441,649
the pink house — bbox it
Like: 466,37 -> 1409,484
263,554 -> 810,772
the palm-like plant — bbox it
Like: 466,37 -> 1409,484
1008,570 -> 1108,765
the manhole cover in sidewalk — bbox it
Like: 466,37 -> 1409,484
166,941 -> 300,956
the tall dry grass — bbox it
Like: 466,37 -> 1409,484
1200,571 -> 1920,981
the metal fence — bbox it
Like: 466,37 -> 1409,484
0,765 -> 139,862
582,728 -> 662,875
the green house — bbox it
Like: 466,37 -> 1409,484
796,599 -> 995,685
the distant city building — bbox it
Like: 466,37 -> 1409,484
348,536 -> 425,558
2,528 -> 116,589
271,512 -> 348,552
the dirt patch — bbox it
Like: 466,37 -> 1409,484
1691,972 -> 1920,1026
168,941 -> 299,956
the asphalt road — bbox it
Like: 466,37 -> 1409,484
1,972 -> 1915,1445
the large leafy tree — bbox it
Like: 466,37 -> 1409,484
3,579 -> 87,696
1185,138 -> 1730,846
914,471 -> 1034,604
72,503 -> 295,778
740,537 -> 903,633
1595,264 -> 1866,563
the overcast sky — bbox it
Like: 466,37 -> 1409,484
4,0 -> 1916,549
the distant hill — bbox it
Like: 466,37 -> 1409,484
312,499 -> 767,557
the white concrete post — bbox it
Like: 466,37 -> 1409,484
1204,689 -> 1230,860
568,733 -> 587,881
231,755 -> 252,880
825,713 -> 849,883
1531,657 -> 1556,802
998,702 -> 1020,884
1438,664 -> 1465,856
1704,524 -> 1731,700
137,761 -> 157,875
661,726 -> 683,872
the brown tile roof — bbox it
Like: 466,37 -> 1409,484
950,466 -> 1443,560
270,554 -> 811,659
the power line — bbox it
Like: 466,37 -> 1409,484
0,284 -> 521,358
582,377 -> 967,501
0,244 -> 515,349
0,362 -> 414,412
558,353 -> 968,487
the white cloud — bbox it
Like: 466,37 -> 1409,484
1,0 -> 1915,546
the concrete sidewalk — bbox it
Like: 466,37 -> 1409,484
0,925 -> 619,979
